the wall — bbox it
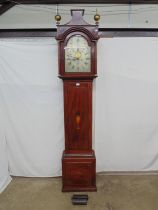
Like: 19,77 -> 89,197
0,4 -> 158,29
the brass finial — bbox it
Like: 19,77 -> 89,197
94,9 -> 100,24
55,14 -> 61,23
55,4 -> 61,25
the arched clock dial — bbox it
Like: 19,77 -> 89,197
65,35 -> 91,73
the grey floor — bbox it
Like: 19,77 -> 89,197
0,175 -> 158,210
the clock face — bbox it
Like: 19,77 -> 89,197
65,35 -> 91,73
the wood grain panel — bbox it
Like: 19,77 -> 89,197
62,152 -> 96,192
64,81 -> 92,152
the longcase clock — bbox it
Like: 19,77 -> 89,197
56,9 -> 100,192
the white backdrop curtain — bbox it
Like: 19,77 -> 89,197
0,37 -> 158,192
0,108 -> 11,193
96,38 -> 158,171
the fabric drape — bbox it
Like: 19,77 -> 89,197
0,37 -> 158,192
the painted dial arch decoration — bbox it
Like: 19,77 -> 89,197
65,35 -> 91,73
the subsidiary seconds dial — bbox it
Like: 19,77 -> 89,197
65,35 -> 91,73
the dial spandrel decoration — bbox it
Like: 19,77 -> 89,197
65,35 -> 91,73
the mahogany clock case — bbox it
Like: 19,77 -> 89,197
62,80 -> 96,192
56,9 -> 99,192
62,150 -> 96,192
58,32 -> 97,80
56,10 -> 99,80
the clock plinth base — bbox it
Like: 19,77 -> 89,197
62,151 -> 97,192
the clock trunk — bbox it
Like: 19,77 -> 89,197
64,81 -> 92,152
62,80 -> 96,191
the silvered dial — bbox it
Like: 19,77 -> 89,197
65,35 -> 91,72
